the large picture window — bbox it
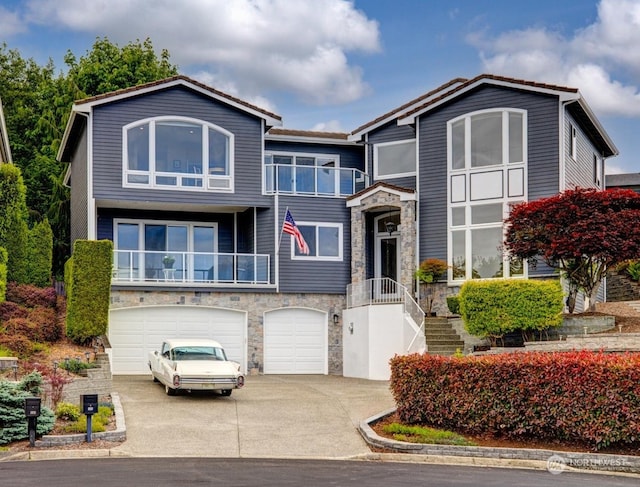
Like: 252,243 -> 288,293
447,109 -> 527,281
123,116 -> 233,191
291,222 -> 343,261
374,139 -> 416,179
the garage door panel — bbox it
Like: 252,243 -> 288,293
109,306 -> 246,374
264,308 -> 326,374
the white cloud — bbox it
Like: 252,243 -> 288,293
23,0 -> 380,106
468,0 -> 640,117
0,6 -> 27,37
311,120 -> 345,132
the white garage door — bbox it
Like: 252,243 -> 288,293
109,306 -> 247,375
263,308 -> 327,374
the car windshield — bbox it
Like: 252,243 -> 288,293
170,346 -> 227,361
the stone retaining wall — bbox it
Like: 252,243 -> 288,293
525,333 -> 640,352
37,392 -> 126,447
61,353 -> 113,405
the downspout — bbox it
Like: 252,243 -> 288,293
414,119 -> 420,298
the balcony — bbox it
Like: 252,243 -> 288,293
113,250 -> 271,285
264,164 -> 369,196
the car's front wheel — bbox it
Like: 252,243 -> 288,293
165,384 -> 177,396
220,389 -> 232,397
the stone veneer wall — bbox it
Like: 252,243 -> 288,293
350,190 -> 416,290
110,290 -> 346,375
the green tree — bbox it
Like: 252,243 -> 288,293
0,163 -> 29,283
505,188 -> 640,311
27,218 -> 53,287
64,37 -> 178,98
0,37 -> 178,277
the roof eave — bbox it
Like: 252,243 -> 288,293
397,77 -> 581,126
74,78 -> 283,127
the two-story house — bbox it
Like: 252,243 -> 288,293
58,74 -> 617,378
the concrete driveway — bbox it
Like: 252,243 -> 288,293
110,374 -> 395,458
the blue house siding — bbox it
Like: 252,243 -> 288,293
265,140 -> 363,171
91,86 -> 272,208
277,195 -> 351,294
367,121 -> 417,190
564,111 -> 602,190
69,128 -> 89,244
417,86 -> 561,279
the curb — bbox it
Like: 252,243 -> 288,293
358,409 -> 640,476
0,392 -> 127,462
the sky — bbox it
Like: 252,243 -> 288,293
1,0 -> 639,175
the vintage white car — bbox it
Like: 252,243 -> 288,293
148,338 -> 245,396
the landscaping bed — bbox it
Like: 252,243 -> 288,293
371,411 -> 640,457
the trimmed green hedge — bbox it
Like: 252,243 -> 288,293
26,218 -> 53,287
0,246 -> 7,302
390,351 -> 640,450
0,163 -> 29,284
65,240 -> 113,344
459,279 -> 563,340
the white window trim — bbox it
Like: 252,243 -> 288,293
113,218 -> 219,253
373,139 -> 417,180
122,115 -> 235,193
290,221 -> 343,261
263,150 -> 342,197
446,108 -> 528,283
570,123 -> 577,160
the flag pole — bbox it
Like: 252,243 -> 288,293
277,206 -> 289,252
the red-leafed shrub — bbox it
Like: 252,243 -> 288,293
2,317 -> 40,342
0,301 -> 29,321
5,282 -> 57,308
0,333 -> 32,357
390,351 -> 640,450
28,307 -> 61,342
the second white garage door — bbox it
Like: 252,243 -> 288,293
263,308 -> 327,374
109,306 -> 247,375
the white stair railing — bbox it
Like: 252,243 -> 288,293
347,278 -> 425,352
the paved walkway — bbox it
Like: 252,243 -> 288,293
110,374 -> 395,458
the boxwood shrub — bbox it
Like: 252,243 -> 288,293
459,279 -> 563,341
390,351 -> 640,450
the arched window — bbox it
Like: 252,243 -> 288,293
123,116 -> 234,191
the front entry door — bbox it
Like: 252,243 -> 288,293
374,212 -> 401,299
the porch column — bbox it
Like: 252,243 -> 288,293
350,207 -> 366,284
399,200 -> 417,292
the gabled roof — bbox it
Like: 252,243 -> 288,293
58,75 -> 282,162
346,181 -> 416,207
0,96 -> 12,164
394,73 -> 617,158
348,77 -> 467,140
73,75 -> 282,124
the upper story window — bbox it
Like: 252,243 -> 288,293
374,139 -> 416,179
593,154 -> 602,187
451,110 -> 524,170
291,222 -> 343,261
569,123 -> 577,160
123,116 -> 234,192
447,109 -> 527,283
264,152 -> 368,197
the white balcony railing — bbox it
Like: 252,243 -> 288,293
264,164 -> 369,197
113,250 -> 270,285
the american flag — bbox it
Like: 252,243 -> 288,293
283,209 -> 310,255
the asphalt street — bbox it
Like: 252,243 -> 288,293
1,458 -> 638,487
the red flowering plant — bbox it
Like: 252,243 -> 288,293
504,187 -> 640,312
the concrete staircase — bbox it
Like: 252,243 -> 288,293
424,317 -> 465,356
